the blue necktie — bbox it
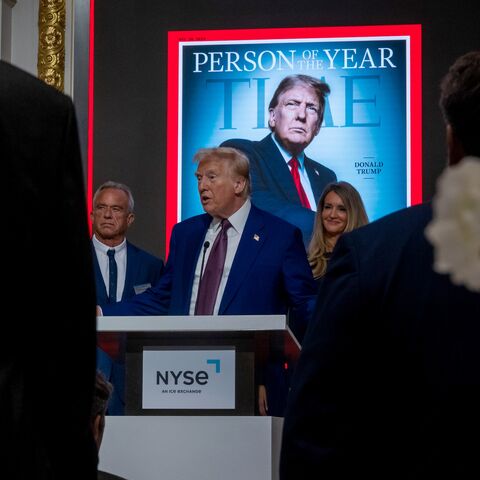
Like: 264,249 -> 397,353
195,219 -> 231,315
107,249 -> 117,303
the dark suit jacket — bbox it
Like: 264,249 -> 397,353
98,470 -> 128,480
94,241 -> 163,414
221,135 -> 337,244
1,61 -> 97,478
93,241 -> 164,305
280,203 -> 480,479
102,204 -> 316,343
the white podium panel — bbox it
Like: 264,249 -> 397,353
99,416 -> 284,480
97,314 -> 296,337
97,315 -> 299,416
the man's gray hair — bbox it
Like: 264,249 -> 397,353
93,181 -> 135,213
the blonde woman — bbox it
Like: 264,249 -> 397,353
308,181 -> 369,281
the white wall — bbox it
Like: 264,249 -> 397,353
1,0 -> 74,95
11,0 -> 37,76
1,1 -> 15,61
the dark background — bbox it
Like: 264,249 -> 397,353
93,0 -> 479,259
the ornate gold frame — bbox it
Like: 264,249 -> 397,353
37,0 -> 66,92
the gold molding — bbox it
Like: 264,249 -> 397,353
38,0 -> 66,92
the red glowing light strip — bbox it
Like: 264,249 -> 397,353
166,31 -> 180,258
409,25 -> 422,205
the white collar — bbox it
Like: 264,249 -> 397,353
271,132 -> 306,168
92,234 -> 127,254
209,198 -> 251,236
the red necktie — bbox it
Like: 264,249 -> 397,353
288,157 -> 311,209
195,219 -> 231,315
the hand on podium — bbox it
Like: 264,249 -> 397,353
258,384 -> 268,416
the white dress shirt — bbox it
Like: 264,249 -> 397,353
92,235 -> 127,301
189,199 -> 252,315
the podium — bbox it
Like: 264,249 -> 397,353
97,315 -> 299,480
98,314 -> 300,415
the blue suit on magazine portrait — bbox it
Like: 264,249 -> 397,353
222,134 -> 336,244
221,74 -> 337,245
101,148 -> 316,416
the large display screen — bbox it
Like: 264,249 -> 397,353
167,25 -> 422,246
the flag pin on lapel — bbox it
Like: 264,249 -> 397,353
253,234 -> 260,241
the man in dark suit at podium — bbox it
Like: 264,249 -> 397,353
101,147 -> 315,338
1,61 -> 97,478
221,74 -> 337,245
92,181 -> 164,414
280,51 -> 480,479
100,147 -> 317,416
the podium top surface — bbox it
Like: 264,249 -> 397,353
97,314 -> 288,333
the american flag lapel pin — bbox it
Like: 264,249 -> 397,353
253,234 -> 260,241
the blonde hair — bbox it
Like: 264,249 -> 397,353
194,147 -> 251,198
308,181 -> 369,278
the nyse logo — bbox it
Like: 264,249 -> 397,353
156,358 -> 221,386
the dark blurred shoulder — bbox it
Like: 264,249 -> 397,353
98,470 -> 128,480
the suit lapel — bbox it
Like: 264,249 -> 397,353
123,242 -> 137,300
257,135 -> 302,204
92,243 -> 108,304
180,214 -> 212,312
219,206 -> 266,313
305,155 -> 326,202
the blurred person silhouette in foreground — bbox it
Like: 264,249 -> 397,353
281,51 -> 480,480
1,60 -> 97,478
